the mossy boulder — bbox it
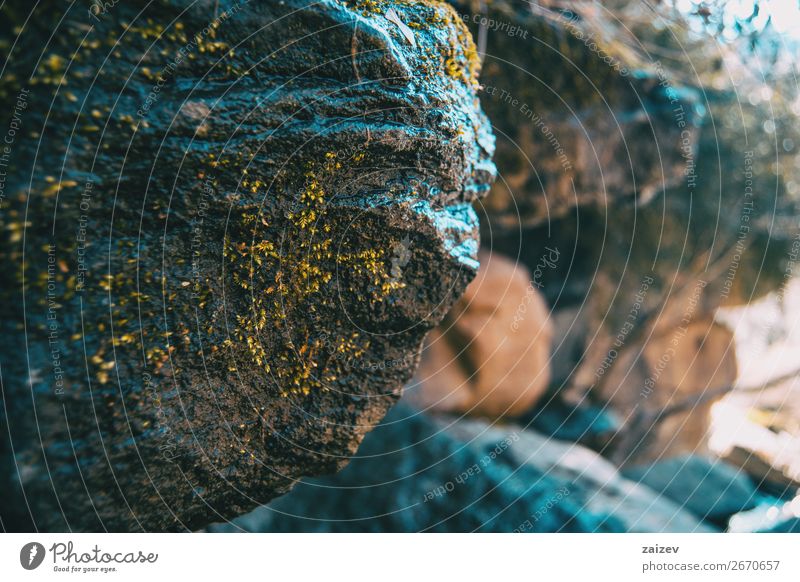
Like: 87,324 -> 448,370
0,0 -> 494,531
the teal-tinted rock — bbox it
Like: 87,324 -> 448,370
0,0 -> 494,531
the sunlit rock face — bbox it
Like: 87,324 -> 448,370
0,0 -> 495,531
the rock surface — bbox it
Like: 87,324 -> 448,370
406,250 -> 552,417
622,455 -> 761,524
210,403 -> 713,532
0,0 -> 494,531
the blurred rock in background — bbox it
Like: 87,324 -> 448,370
621,454 -> 762,526
597,317 -> 738,464
406,250 -> 552,418
451,0 -> 703,227
454,0 -> 800,468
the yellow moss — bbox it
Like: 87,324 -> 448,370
224,150 -> 403,396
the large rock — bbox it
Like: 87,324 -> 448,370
210,403 -> 713,532
406,249 -> 552,417
0,0 -> 494,531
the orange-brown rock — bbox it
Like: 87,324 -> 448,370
407,251 -> 552,418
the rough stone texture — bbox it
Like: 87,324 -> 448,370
0,0 -> 494,531
210,403 -> 714,532
406,249 -> 552,417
